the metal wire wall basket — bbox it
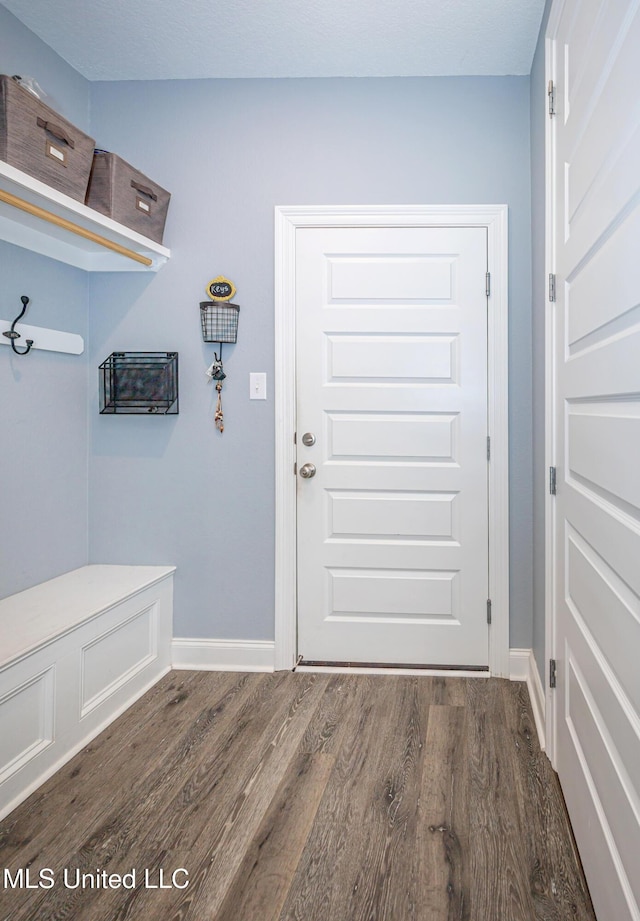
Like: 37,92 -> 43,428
200,301 -> 240,343
99,351 -> 179,414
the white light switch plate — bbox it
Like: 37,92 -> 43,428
250,372 -> 267,400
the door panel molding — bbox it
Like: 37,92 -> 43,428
546,3 -> 640,917
275,205 -> 509,675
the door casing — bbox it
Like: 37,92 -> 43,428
544,29 -> 558,765
274,205 -> 509,675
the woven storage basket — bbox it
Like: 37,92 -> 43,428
85,150 -> 171,244
200,302 -> 240,343
0,75 -> 96,201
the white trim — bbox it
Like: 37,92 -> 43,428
544,28 -> 558,767
0,568 -> 174,821
274,207 -> 299,672
172,638 -> 275,672
485,204 -> 510,677
509,648 -> 546,752
0,666 -> 170,821
274,204 -> 510,676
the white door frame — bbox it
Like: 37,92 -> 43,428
545,24 -> 559,766
274,205 -> 510,675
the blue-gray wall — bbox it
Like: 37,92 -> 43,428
0,6 -> 90,598
1,6 -> 536,645
530,0 -> 554,676
88,76 -> 534,644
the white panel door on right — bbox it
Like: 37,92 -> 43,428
549,2 -> 640,919
296,226 -> 489,667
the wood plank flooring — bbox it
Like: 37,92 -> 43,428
0,672 -> 597,921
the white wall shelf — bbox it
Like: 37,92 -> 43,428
0,161 -> 170,272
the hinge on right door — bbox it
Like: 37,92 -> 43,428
548,80 -> 556,117
485,272 -> 491,297
549,658 -> 557,688
549,466 -> 557,495
486,599 -> 492,625
549,273 -> 556,302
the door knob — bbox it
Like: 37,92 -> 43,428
299,463 -> 316,479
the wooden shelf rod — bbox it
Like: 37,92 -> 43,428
0,187 -> 153,267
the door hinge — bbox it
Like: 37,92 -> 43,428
549,465 -> 557,495
486,599 -> 492,624
549,273 -> 556,302
293,462 -> 297,476
487,436 -> 491,461
485,272 -> 491,297
294,431 -> 297,444
549,658 -> 557,688
548,80 -> 556,117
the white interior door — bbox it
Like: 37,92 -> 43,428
549,2 -> 640,919
295,225 -> 489,667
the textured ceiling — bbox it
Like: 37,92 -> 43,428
0,0 -> 546,80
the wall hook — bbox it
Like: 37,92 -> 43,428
205,343 -> 226,381
2,296 -> 34,355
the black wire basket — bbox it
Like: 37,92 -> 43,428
200,301 -> 240,343
99,352 -> 179,414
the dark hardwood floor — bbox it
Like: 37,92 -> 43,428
0,671 -> 597,920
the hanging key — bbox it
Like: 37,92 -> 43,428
214,381 -> 224,433
206,355 -> 226,381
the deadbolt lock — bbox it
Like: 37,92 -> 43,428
301,432 -> 316,446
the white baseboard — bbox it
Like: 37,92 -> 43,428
172,638 -> 275,672
509,648 -> 546,751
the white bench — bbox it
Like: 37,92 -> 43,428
0,564 -> 175,820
